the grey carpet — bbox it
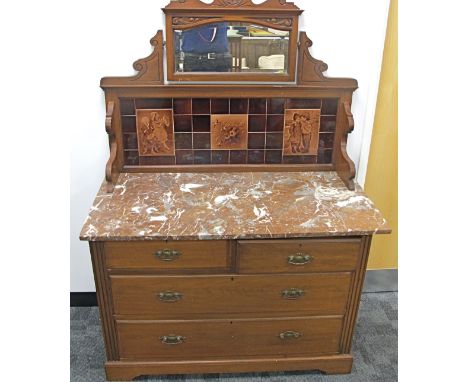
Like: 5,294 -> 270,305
71,292 -> 397,382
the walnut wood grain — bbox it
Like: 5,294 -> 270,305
237,238 -> 361,274
110,273 -> 352,318
89,242 -> 119,360
104,101 -> 117,193
105,240 -> 230,271
104,355 -> 353,380
335,100 -> 356,190
116,316 -> 343,360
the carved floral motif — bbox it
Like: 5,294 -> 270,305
283,109 -> 320,155
136,109 -> 175,156
173,17 -> 214,26
211,114 -> 248,150
258,17 -> 293,28
214,0 -> 252,7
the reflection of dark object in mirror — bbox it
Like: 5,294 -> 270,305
184,53 -> 232,72
181,22 -> 231,72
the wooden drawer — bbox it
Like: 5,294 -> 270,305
116,316 -> 343,360
237,238 -> 361,274
111,273 -> 352,318
104,241 -> 229,271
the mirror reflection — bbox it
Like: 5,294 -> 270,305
174,22 -> 289,74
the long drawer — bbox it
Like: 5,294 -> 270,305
105,240 -> 229,271
237,238 -> 361,274
110,273 -> 352,318
116,316 -> 343,360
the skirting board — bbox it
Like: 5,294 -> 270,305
70,270 -> 397,306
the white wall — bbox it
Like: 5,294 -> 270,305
70,0 -> 389,292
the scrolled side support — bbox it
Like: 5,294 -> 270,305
105,101 -> 117,193
335,100 -> 356,190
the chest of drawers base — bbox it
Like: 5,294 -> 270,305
89,236 -> 372,381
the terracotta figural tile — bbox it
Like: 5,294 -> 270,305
283,109 -> 320,155
136,109 -> 175,156
211,114 -> 248,150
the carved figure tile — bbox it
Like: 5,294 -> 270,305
283,109 -> 320,155
136,109 -> 175,156
211,114 -> 248,150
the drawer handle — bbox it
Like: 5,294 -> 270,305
155,249 -> 181,261
281,288 -> 305,299
158,291 -> 183,302
288,253 -> 312,265
160,335 -> 185,345
279,331 -> 302,340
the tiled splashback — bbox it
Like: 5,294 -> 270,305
120,97 -> 337,166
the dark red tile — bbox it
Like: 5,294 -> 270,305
174,98 -> 192,114
124,150 -> 139,165
319,133 -> 335,149
174,133 -> 192,149
193,133 -> 211,149
320,116 -> 336,132
248,133 -> 265,149
193,115 -> 211,132
120,98 -> 135,115
267,98 -> 285,114
121,116 -> 136,133
267,115 -> 284,132
287,98 -> 321,109
211,150 -> 229,164
175,150 -> 193,165
322,98 -> 338,115
211,98 -> 229,114
229,150 -> 247,164
317,148 -> 333,164
174,115 -> 192,132
266,133 -> 283,149
248,115 -> 266,132
230,98 -> 248,114
265,150 -> 282,164
192,98 -> 210,114
249,98 -> 267,114
247,150 -> 265,164
139,156 -> 175,165
135,98 -> 172,109
282,155 -> 317,164
123,133 -> 138,150
193,150 -> 211,164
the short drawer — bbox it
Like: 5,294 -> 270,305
110,273 -> 352,318
237,238 -> 361,274
116,316 -> 343,360
104,241 -> 229,271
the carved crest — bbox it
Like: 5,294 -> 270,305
165,0 -> 299,10
136,110 -> 175,156
283,109 -> 320,155
211,114 -> 248,150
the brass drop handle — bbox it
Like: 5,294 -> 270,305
281,288 -> 305,299
279,331 -> 302,340
160,335 -> 185,345
158,291 -> 183,302
287,253 -> 312,265
155,249 -> 181,261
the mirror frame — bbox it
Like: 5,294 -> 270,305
163,0 -> 302,83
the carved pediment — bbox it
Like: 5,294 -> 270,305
165,0 -> 301,11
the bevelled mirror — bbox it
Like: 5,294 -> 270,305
163,0 -> 302,82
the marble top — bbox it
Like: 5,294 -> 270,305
80,171 -> 390,241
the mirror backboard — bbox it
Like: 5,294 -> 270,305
163,0 -> 302,82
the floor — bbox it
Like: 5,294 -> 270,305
70,292 -> 397,382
